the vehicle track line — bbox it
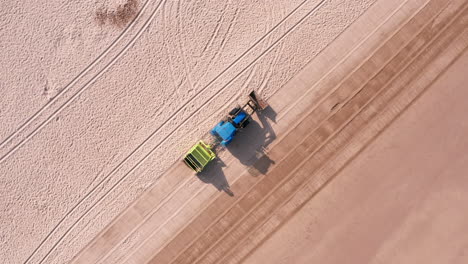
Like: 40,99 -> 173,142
22,1 -> 169,263
174,0 -> 195,90
0,0 -> 153,156
98,179 -> 208,263
193,4 -> 240,90
198,2 -> 229,56
1,0 -> 167,165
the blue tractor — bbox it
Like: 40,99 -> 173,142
210,91 -> 268,147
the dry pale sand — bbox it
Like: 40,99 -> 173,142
1,0 -> 467,263
1,0 -> 377,263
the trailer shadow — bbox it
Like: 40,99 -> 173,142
196,158 -> 234,196
196,106 -> 277,196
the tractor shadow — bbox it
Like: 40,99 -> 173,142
196,106 -> 277,196
226,106 -> 277,176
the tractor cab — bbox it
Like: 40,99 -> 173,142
210,108 -> 249,146
210,91 -> 268,147
183,91 -> 268,172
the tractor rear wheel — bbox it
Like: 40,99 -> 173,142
240,118 -> 250,128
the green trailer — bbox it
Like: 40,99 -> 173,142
183,140 -> 216,172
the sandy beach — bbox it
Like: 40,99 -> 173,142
1,0 -> 467,263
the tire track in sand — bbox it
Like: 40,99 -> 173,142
192,4 -> 241,91
22,1 -> 169,263
31,1 -> 324,263
0,0 -> 158,163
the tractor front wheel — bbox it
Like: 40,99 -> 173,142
229,107 -> 241,116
